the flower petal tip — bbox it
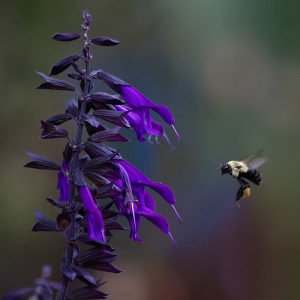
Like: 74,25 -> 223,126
168,231 -> 177,248
171,125 -> 181,141
171,205 -> 183,222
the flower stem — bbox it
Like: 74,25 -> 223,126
55,17 -> 91,300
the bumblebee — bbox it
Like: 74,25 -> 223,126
220,151 -> 267,202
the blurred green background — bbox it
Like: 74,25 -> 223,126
1,1 -> 300,299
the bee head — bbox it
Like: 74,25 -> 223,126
221,163 -> 230,175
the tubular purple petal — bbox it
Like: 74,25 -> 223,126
118,160 -> 176,205
79,186 -> 106,243
120,85 -> 175,125
140,208 -> 170,234
57,161 -> 70,202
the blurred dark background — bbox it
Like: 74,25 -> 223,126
1,1 -> 300,299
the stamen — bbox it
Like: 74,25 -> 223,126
118,163 -> 137,237
168,231 -> 177,247
171,204 -> 183,222
147,135 -> 153,144
101,229 -> 106,243
131,202 -> 137,240
155,135 -> 160,144
163,133 -> 175,151
171,125 -> 180,141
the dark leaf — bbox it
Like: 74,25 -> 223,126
65,99 -> 80,118
72,266 -> 97,286
76,247 -> 116,264
85,172 -> 112,186
50,55 -> 80,75
81,261 -> 121,273
85,123 -> 108,136
47,197 -> 66,208
74,169 -> 85,186
32,210 -> 57,232
93,109 -> 130,127
81,114 -> 100,128
96,70 -> 128,89
63,266 -> 77,281
87,92 -> 125,105
85,166 -> 118,182
68,73 -> 83,80
88,127 -> 129,143
53,33 -> 81,41
85,142 -> 119,159
24,151 -> 60,170
72,63 -> 84,75
63,143 -> 73,163
36,72 -> 75,91
40,121 -> 68,139
106,221 -> 125,231
96,183 -> 121,199
91,37 -> 120,46
83,154 -> 118,172
68,284 -> 107,300
47,113 -> 72,125
102,210 -> 119,220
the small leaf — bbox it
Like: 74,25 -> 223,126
50,55 -> 80,75
93,109 -> 130,127
40,120 -> 68,139
72,266 -> 97,286
85,172 -> 111,186
96,183 -> 121,199
83,153 -> 118,172
87,92 -> 125,106
81,114 -> 100,128
76,247 -> 116,265
53,33 -> 81,41
85,142 -> 120,159
97,70 -> 128,87
68,73 -> 83,80
63,265 -> 77,281
63,143 -> 73,163
65,99 -> 80,118
91,37 -> 120,46
32,209 -> 57,232
36,71 -> 75,91
88,127 -> 129,143
47,113 -> 72,125
24,152 -> 60,170
106,221 -> 125,231
81,261 -> 121,273
47,197 -> 66,208
67,284 -> 107,300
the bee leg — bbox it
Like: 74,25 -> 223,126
236,178 -> 250,203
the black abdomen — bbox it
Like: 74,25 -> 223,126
242,169 -> 262,185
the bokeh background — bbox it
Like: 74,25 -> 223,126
1,1 -> 300,299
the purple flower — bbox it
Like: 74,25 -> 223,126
115,105 -> 164,142
79,185 -> 106,243
109,159 -> 181,243
97,70 -> 180,143
57,160 -> 70,202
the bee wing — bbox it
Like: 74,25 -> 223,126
242,150 -> 267,169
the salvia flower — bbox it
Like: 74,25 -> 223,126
19,10 -> 180,300
79,185 -> 106,243
97,70 -> 180,144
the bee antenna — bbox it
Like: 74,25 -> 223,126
213,160 -> 223,170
